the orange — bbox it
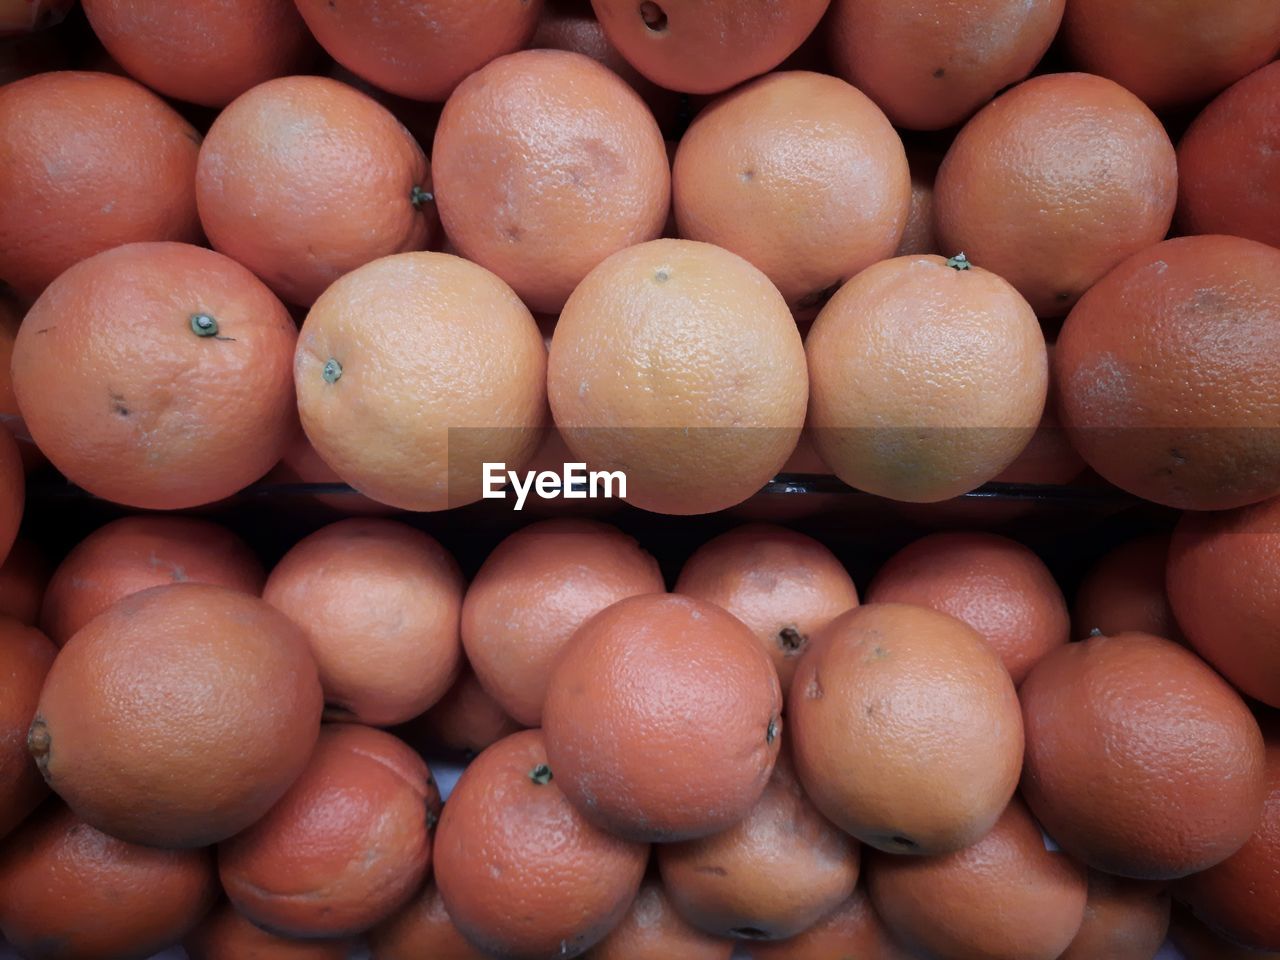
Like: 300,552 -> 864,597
1171,907 -> 1280,960
867,797 -> 1089,960
264,519 -> 463,727
0,424 -> 20,563
544,593 -> 783,842
406,666 -> 523,758
587,880 -> 733,960
548,239 -> 807,515
12,242 -> 298,510
589,0 -> 830,94
82,0 -> 316,107
1019,632 -> 1267,879
295,252 -> 547,512
0,803 -> 217,960
370,883 -> 490,960
789,603 -> 1024,855
1058,874 -> 1171,960
1177,62 -> 1280,251
747,887 -> 912,960
657,751 -> 860,941
1073,535 -> 1180,642
1062,0 -> 1280,111
866,532 -> 1069,685
197,76 -> 435,307
220,724 -> 438,938
1167,497 -> 1280,708
432,49 -> 669,314
829,0 -> 1065,130
0,71 -> 201,299
806,254 -> 1047,502
1055,235 -> 1280,510
31,583 -> 323,848
0,616 -> 54,840
673,71 -> 909,308
186,903 -> 357,960
40,515 -> 266,646
934,73 -> 1177,317
0,539 -> 49,626
462,519 -> 665,726
675,523 -> 859,696
434,729 -> 648,958
894,147 -> 942,257
0,290 -> 46,474
269,426 -> 392,516
294,0 -> 544,102
991,342 -> 1086,486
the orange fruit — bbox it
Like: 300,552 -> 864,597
40,515 -> 266,647
186,903 -> 357,960
432,49 -> 669,314
462,519 -> 664,727
867,797 -> 1089,960
269,426 -> 392,516
894,147 -> 942,257
0,539 -> 49,626
0,424 -> 20,563
545,593 -> 783,842
82,0 -> 316,107
1171,906 -> 1280,960
934,73 -> 1177,317
1168,497 -> 1280,708
806,254 -> 1047,502
991,342 -> 1086,486
30,583 -> 322,848
657,751 -> 860,941
548,239 -> 807,515
1177,62 -> 1280,251
1055,235 -> 1280,510
1073,535 -> 1180,642
673,71 -> 908,308
407,666 -> 524,758
0,290 -> 45,474
197,76 -> 435,307
263,519 -> 463,727
12,241 -> 298,510
1058,873 -> 1171,960
746,887 -> 911,960
370,882 -> 490,960
434,729 -> 649,958
0,71 -> 201,300
220,724 -> 438,938
589,0 -> 830,94
1062,0 -> 1280,111
789,603 -> 1024,855
0,803 -> 217,960
588,880 -> 733,960
294,0 -> 543,102
1019,632 -> 1267,879
674,523 -> 859,696
295,251 -> 547,511
829,0 -> 1065,130
866,532 -> 1069,685
0,616 -> 54,840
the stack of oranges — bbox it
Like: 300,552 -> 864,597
1,0 -> 1278,958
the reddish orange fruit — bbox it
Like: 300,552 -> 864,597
894,148 -> 942,257
1171,906 -> 1280,960
1178,62 -> 1280,251
992,342 -> 1087,486
675,523 -> 858,696
31,583 -> 323,848
407,666 -> 524,758
0,803 -> 217,960
370,883 -> 490,960
588,880 -> 733,960
544,593 -> 783,842
0,71 -> 201,299
434,730 -> 649,958
1055,235 -> 1280,510
0,539 -> 49,626
82,0 -> 316,107
1062,0 -> 1280,111
0,616 -> 54,839
433,49 -> 670,314
829,0 -> 1065,130
12,242 -> 298,510
1058,874 -> 1171,960
186,903 -> 356,960
747,887 -> 912,960
294,0 -> 544,102
0,424 -> 20,563
41,516 -> 265,646
1020,632 -> 1267,879
462,519 -> 664,727
589,0 -> 830,94
1073,535 -> 1180,642
934,73 -> 1177,316
220,724 -> 438,938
